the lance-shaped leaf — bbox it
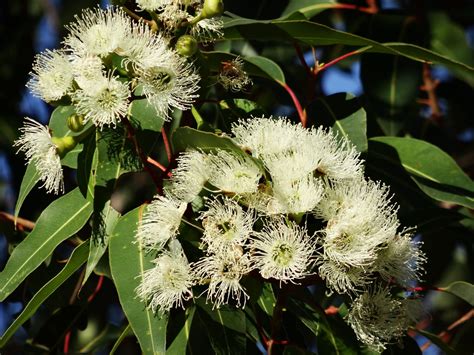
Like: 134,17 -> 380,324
14,163 -> 40,223
368,137 -> 474,209
0,240 -> 89,347
0,187 -> 93,301
109,206 -> 168,355
440,281 -> 474,306
281,0 -> 339,19
167,307 -> 196,354
309,92 -> 367,152
223,19 -> 474,79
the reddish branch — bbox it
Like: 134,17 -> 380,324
0,211 -> 35,231
277,80 -> 307,127
161,127 -> 173,163
418,63 -> 442,124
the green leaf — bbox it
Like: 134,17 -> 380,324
202,52 -> 286,83
223,19 -> 474,77
429,12 -> 474,86
257,282 -> 276,316
441,281 -> 474,306
166,307 -> 196,354
0,241 -> 89,347
129,98 -> 165,132
172,126 -> 245,155
109,206 -> 168,355
83,201 -> 120,285
412,328 -> 457,355
281,0 -> 337,19
310,93 -> 367,152
14,162 -> 40,222
110,324 -> 133,355
0,187 -> 93,301
368,137 -> 474,208
361,14 -> 422,135
196,300 -> 246,355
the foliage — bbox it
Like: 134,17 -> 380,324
0,0 -> 473,354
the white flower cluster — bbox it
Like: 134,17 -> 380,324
136,116 -> 426,351
27,6 -> 200,128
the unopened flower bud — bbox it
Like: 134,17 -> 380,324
67,113 -> 85,132
52,136 -> 77,156
176,35 -> 198,57
200,0 -> 224,19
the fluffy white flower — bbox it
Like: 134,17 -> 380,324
166,150 -> 209,203
14,118 -> 64,194
136,0 -> 173,11
70,54 -> 104,91
136,195 -> 187,250
269,175 -> 323,215
346,286 -> 421,352
375,231 -> 426,286
317,259 -> 371,294
27,49 -> 74,102
137,240 -> 194,312
72,72 -> 131,128
231,117 -> 307,159
193,251 -> 251,309
191,17 -> 224,41
217,57 -> 252,93
199,196 -> 255,253
207,150 -> 262,194
251,219 -> 317,283
135,51 -> 200,120
64,7 -> 131,57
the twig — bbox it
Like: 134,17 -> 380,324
277,80 -> 307,127
420,309 -> 474,351
314,49 -> 364,76
419,63 -> 442,124
161,127 -> 173,163
0,211 -> 35,231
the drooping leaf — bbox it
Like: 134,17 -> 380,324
14,162 -> 40,223
310,92 -> 367,152
129,99 -> 166,132
166,306 -> 196,354
440,281 -> 474,306
429,12 -> 474,86
196,300 -> 247,355
411,328 -> 457,355
257,282 -> 276,316
109,206 -> 168,355
0,187 -> 93,301
0,241 -> 89,347
368,137 -> 474,208
223,19 -> 474,78
281,0 -> 338,19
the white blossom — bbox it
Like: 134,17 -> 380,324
14,118 -> 64,194
166,150 -> 210,203
64,7 -> 131,57
136,195 -> 187,250
375,231 -> 426,286
251,219 -> 317,283
191,17 -> 224,41
199,196 -> 255,253
72,72 -> 131,128
70,54 -> 104,91
27,49 -> 74,102
136,0 -> 173,11
136,240 -> 194,312
346,286 -> 422,352
193,251 -> 251,309
207,150 -> 262,194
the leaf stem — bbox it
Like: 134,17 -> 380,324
161,127 -> 173,163
277,80 -> 307,127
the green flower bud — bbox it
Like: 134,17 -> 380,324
201,0 -> 224,19
67,113 -> 85,132
175,35 -> 198,57
52,136 -> 77,157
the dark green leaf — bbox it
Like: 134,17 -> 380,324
167,307 -> 196,354
0,241 -> 89,347
281,0 -> 338,18
14,162 -> 40,222
368,137 -> 474,208
257,282 -> 276,316
223,19 -> 474,77
129,98 -> 165,132
0,187 -> 93,301
310,93 -> 367,152
109,206 -> 168,355
441,281 -> 474,306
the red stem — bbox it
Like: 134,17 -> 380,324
147,156 -> 172,177
161,127 -> 172,163
63,331 -> 71,354
277,80 -> 307,127
315,49 -> 363,76
87,276 -> 104,303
